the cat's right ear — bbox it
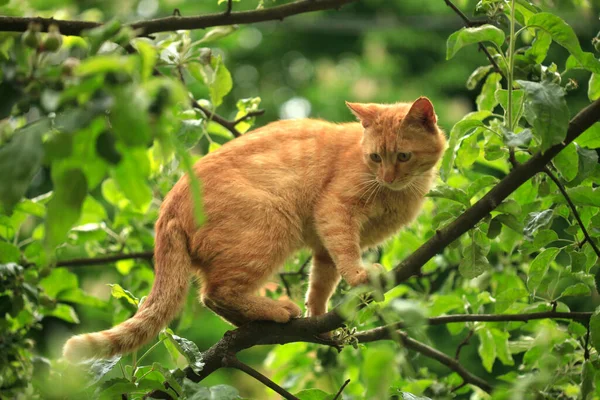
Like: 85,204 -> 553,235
346,102 -> 377,128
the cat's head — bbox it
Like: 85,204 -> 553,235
346,97 -> 447,191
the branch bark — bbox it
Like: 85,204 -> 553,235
0,0 -> 358,36
55,251 -> 154,267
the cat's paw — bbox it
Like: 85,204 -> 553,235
345,269 -> 369,287
278,298 -> 302,319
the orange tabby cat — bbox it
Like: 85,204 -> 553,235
63,97 -> 447,361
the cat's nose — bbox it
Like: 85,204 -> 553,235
383,174 -> 395,184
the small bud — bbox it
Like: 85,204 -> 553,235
43,24 -> 62,52
565,79 -> 578,92
61,57 -> 80,75
22,22 -> 42,49
198,48 -> 212,65
593,37 -> 600,53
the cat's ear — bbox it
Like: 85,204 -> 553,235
346,102 -> 377,128
406,97 -> 437,126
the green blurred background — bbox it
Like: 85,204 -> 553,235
3,0 -> 599,398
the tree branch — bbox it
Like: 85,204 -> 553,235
351,310 -> 593,343
392,331 -> 493,393
389,98 -> 600,286
192,100 -> 265,138
443,0 -> 502,75
223,356 -> 299,400
0,0 -> 358,36
543,166 -> 600,258
55,251 -> 154,268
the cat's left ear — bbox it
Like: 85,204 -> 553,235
346,102 -> 377,128
406,97 -> 437,126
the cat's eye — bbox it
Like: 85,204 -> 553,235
397,152 -> 412,162
370,153 -> 382,163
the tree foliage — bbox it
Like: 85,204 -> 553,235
0,0 -> 600,399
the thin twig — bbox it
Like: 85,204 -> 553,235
543,166 -> 600,258
0,0 -> 358,36
224,356 -> 300,400
397,331 -> 493,393
333,379 -> 351,400
279,256 -> 312,297
443,0 -> 502,75
224,0 -> 233,16
455,329 -> 474,360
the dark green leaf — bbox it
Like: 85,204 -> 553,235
110,86 -> 151,147
502,128 -> 532,148
39,268 -> 78,298
80,356 -> 122,385
165,331 -> 205,373
0,119 -> 48,213
559,283 -> 591,298
581,360 -> 596,400
495,89 -> 525,128
517,80 -> 569,151
590,308 -> 600,355
427,185 -> 470,206
0,242 -> 19,263
44,168 -> 88,250
43,303 -> 79,323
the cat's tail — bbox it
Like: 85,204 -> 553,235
62,218 -> 191,362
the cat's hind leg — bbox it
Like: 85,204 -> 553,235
305,252 -> 340,317
200,268 -> 302,326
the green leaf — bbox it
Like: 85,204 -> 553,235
590,309 -> 600,355
294,389 -> 333,400
112,149 -> 152,212
477,327 -> 496,373
110,86 -> 151,147
80,356 -> 122,385
502,128 -> 532,148
559,283 -> 591,298
589,74 -> 600,102
553,143 -> 579,181
440,111 -> 490,181
560,187 -> 600,207
446,25 -> 505,60
0,242 -> 19,263
427,185 -> 470,206
466,65 -> 493,90
525,30 -> 552,64
0,119 -> 48,213
196,26 -> 239,44
568,321 -> 587,337
58,288 -> 106,308
177,119 -> 206,149
495,287 -> 528,313
477,72 -> 502,112
165,331 -> 205,373
44,168 -> 88,250
44,303 -> 79,323
39,268 -> 78,298
581,360 -> 596,400
197,55 -> 233,108
75,55 -> 137,76
133,40 -> 156,81
459,231 -> 491,279
399,393 -> 432,400
527,248 -> 560,293
495,89 -> 525,128
576,123 -> 600,149
467,176 -> 499,198
97,378 -> 137,399
491,329 -> 514,366
185,384 -> 241,400
524,210 -> 554,240
517,80 -> 569,152
108,283 -> 139,306
527,13 -> 600,73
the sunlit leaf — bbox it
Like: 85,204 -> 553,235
446,25 -> 505,60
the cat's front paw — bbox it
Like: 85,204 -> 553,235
345,269 -> 369,287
